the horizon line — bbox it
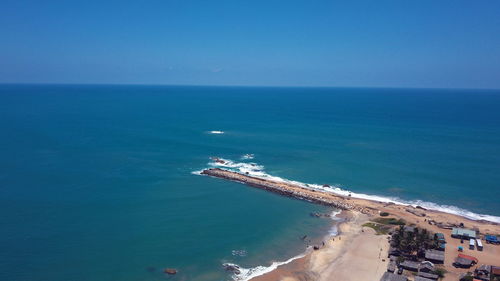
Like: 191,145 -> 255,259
1,82 -> 499,91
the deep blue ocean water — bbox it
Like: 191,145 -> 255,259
1,85 -> 500,281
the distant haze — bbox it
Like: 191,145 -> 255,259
1,0 -> 499,89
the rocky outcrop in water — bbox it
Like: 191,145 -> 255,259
164,268 -> 177,275
210,157 -> 226,164
310,212 -> 331,218
222,263 -> 241,275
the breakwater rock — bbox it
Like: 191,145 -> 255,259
201,168 -> 373,214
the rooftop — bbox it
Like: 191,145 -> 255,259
388,261 -> 397,272
414,276 -> 435,281
404,226 -> 415,232
485,235 -> 498,242
476,264 -> 491,273
475,265 -> 491,280
418,271 -> 439,279
455,257 -> 474,267
452,228 -> 476,238
400,260 -> 420,270
425,249 -> 445,262
419,263 -> 435,272
435,233 -> 445,240
380,272 -> 408,281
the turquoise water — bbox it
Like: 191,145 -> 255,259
1,85 -> 500,281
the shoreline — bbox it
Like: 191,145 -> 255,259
200,166 -> 500,281
246,209 -> 500,281
227,209 -> 343,281
246,210 -> 389,281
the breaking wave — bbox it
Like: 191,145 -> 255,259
232,250 -> 247,257
223,209 -> 342,281
208,130 -> 225,134
224,253 -> 306,281
328,209 -> 343,236
197,157 -> 500,224
241,154 -> 254,160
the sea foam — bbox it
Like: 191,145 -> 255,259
328,209 -> 343,236
241,154 -> 255,160
197,157 -> 500,224
223,206 -> 343,281
225,253 -> 306,281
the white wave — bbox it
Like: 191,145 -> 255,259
208,130 -> 224,134
197,158 -> 500,224
225,209 -> 341,280
330,209 -> 342,219
241,154 -> 255,160
328,224 -> 340,237
401,200 -> 500,223
226,253 -> 306,281
232,249 -> 247,257
328,209 -> 343,236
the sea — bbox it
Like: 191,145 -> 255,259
1,84 -> 499,281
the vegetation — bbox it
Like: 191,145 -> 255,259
362,222 -> 390,235
373,217 -> 406,225
390,225 -> 438,257
362,216 -> 406,236
433,267 -> 447,278
459,273 -> 473,281
380,212 -> 390,217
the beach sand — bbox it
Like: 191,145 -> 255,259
250,211 -> 389,281
203,168 -> 500,281
315,214 -> 389,281
248,204 -> 500,281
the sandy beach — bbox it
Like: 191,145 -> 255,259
202,167 -> 500,281
248,206 -> 500,281
250,211 -> 389,281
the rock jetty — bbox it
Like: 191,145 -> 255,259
201,168 -> 373,214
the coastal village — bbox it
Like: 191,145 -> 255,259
304,210 -> 500,281
377,217 -> 500,281
201,161 -> 500,281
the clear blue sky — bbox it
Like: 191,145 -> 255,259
1,0 -> 499,88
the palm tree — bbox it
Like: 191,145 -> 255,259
397,225 -> 404,237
